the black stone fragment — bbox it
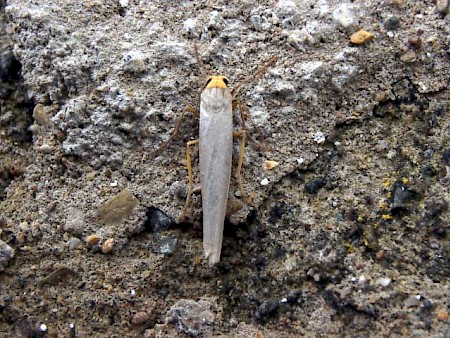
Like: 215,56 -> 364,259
384,16 -> 400,30
390,180 -> 418,213
305,177 -> 326,194
442,148 -> 450,164
144,207 -> 174,232
255,299 -> 279,322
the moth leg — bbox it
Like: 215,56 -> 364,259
233,129 -> 255,206
150,105 -> 199,157
181,139 -> 200,220
235,99 -> 271,152
231,56 -> 277,98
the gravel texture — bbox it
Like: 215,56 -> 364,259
1,0 -> 449,336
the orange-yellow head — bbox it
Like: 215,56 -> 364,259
205,76 -> 229,89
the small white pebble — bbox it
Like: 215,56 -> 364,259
183,18 -> 198,36
260,178 -> 269,186
377,277 -> 392,287
416,294 -> 421,300
358,275 -> 367,283
280,297 -> 288,303
69,323 -> 75,329
110,180 -> 118,187
40,324 -> 47,332
119,0 -> 129,7
332,3 -> 356,28
387,150 -> 397,159
350,276 -> 356,282
296,157 -> 305,165
37,144 -> 53,153
130,289 -> 136,296
313,131 -> 326,144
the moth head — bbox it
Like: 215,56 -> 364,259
205,76 -> 229,89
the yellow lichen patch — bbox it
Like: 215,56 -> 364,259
382,214 -> 393,220
379,202 -> 389,211
383,175 -> 395,188
350,30 -> 374,45
345,243 -> 355,253
263,160 -> 279,171
401,177 -> 409,184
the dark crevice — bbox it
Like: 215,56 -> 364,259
0,9 -> 35,200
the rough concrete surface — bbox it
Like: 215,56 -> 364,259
0,0 -> 449,336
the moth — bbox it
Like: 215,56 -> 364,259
152,57 -> 277,266
196,75 -> 235,265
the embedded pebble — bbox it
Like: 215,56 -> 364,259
86,234 -> 101,247
250,15 -> 262,30
67,237 -> 83,250
442,148 -> 450,164
332,63 -> 358,90
0,239 -> 14,271
255,299 -> 280,320
263,160 -> 279,171
36,144 -> 53,153
408,36 -> 422,50
350,30 -> 374,45
208,11 -> 223,30
377,137 -> 389,150
64,207 -> 86,236
282,17 -> 295,29
166,298 -> 216,337
183,18 -> 198,37
131,312 -> 149,325
122,50 -> 146,73
332,3 -> 356,28
400,50 -> 417,63
404,294 -> 421,307
101,238 -> 115,254
437,309 -> 449,321
391,181 -> 417,212
305,177 -> 326,194
275,0 -> 298,19
377,277 -> 392,287
32,103 -> 52,126
260,178 -> 269,186
313,131 -> 326,143
145,207 -> 174,232
98,190 -> 139,226
384,16 -> 400,30
153,236 -> 177,255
